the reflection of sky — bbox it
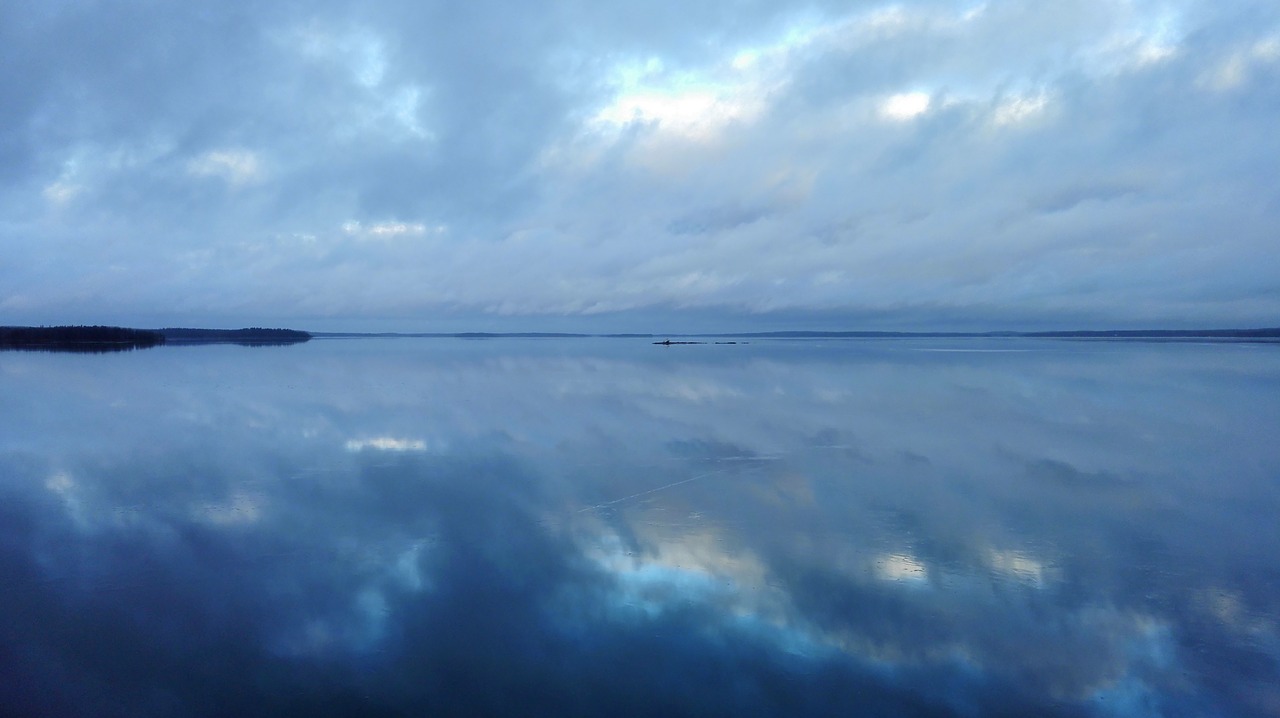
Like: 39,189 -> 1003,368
1,338 -> 1278,716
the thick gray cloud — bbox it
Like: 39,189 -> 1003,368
2,0 -> 1278,329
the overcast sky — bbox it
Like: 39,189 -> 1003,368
3,0 -> 1278,331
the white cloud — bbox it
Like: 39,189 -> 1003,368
594,89 -> 759,138
992,91 -> 1050,126
1090,8 -> 1184,71
1256,35 -> 1280,61
292,23 -> 387,88
590,51 -> 779,143
345,437 -> 430,452
42,181 -> 81,206
187,149 -> 264,186
879,91 -> 931,121
1202,32 -> 1280,91
342,221 -> 445,241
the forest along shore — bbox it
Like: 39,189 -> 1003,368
0,325 -> 164,351
0,326 -> 311,351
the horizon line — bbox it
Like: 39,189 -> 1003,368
306,327 -> 1280,339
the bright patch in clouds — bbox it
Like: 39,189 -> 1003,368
595,90 -> 759,137
293,24 -> 387,88
1107,10 -> 1184,69
342,221 -> 444,241
187,150 -> 264,186
592,56 -> 770,140
880,92 -> 931,121
992,91 -> 1050,126
1203,33 -> 1280,90
1134,41 -> 1177,66
346,437 -> 430,452
42,181 -> 80,206
1258,35 -> 1280,61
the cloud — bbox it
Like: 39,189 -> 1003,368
188,149 -> 265,186
345,436 -> 431,451
991,90 -> 1051,126
341,220 -> 444,241
880,91 -> 932,120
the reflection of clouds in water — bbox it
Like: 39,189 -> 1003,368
985,548 -> 1053,588
583,493 -> 1193,713
590,527 -> 783,618
576,460 -> 1198,711
0,339 -> 1278,715
345,437 -> 431,452
45,470 -> 88,527
195,492 -> 264,526
874,553 -> 929,583
650,378 -> 745,403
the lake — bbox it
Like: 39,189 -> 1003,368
2,337 -> 1278,716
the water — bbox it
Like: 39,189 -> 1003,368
1,337 -> 1277,716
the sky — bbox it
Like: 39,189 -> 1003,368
2,0 -> 1279,332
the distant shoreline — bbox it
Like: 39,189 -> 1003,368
0,326 -> 311,352
311,328 -> 1280,341
158,327 -> 312,346
0,325 -> 165,352
4,325 -> 1276,353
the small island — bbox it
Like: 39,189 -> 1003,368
158,327 -> 311,346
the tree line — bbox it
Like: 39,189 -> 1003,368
0,325 -> 165,350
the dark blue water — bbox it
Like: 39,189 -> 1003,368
2,338 -> 1278,716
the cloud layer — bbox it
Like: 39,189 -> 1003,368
3,1 -> 1279,329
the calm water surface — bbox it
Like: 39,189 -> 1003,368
2,338 -> 1278,716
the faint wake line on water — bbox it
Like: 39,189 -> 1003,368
578,468 -> 731,513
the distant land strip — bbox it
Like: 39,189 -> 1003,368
0,326 -> 311,351
158,327 -> 311,345
0,325 -> 165,351
312,328 -> 1280,340
698,328 -> 1280,339
4,326 -> 1276,352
